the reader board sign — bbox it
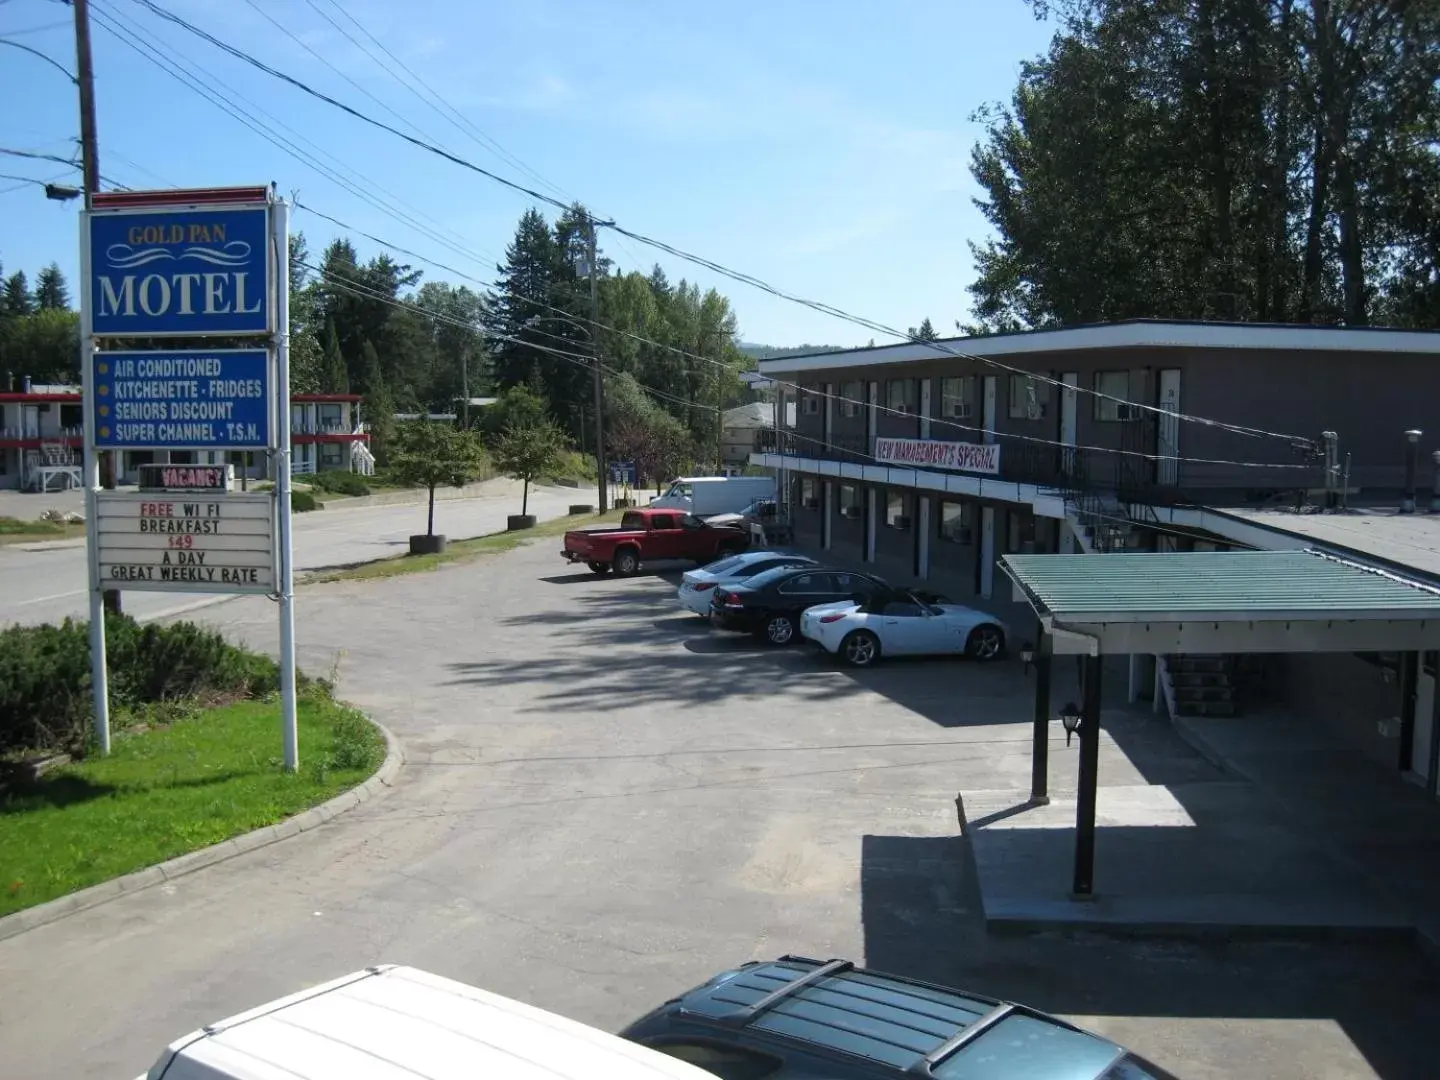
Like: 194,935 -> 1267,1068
87,201 -> 272,336
93,349 -> 270,451
874,437 -> 1001,476
95,491 -> 276,594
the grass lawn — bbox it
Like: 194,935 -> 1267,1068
0,516 -> 84,545
0,695 -> 385,917
309,509 -> 624,584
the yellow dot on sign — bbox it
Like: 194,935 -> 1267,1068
97,363 -> 108,375
98,385 -> 109,396
99,427 -> 110,438
99,405 -> 109,417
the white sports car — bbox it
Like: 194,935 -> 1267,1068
799,590 -> 1009,667
675,550 -> 817,615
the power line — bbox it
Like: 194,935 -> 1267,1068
0,146 -> 76,166
92,0 -> 502,272
123,0 -> 1319,451
290,199 -> 1315,472
314,0 -> 573,205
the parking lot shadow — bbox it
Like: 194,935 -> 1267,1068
859,833 -> 1440,1079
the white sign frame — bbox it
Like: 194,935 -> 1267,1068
94,490 -> 277,596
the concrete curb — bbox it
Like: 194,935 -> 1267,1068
0,717 -> 405,944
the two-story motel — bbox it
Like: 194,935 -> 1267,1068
750,318 -> 1440,801
0,377 -> 372,491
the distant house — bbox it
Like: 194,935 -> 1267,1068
720,401 -> 775,473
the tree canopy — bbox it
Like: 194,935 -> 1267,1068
968,0 -> 1440,330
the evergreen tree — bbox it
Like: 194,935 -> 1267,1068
3,271 -> 32,317
320,320 -> 349,393
909,318 -> 938,341
484,208 -> 562,390
32,263 -> 70,310
359,338 -> 395,462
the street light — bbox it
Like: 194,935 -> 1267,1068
45,183 -> 81,201
1059,701 -> 1082,747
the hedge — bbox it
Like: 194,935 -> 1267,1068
0,614 -> 302,758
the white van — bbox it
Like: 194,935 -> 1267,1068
649,475 -> 775,517
133,965 -> 719,1080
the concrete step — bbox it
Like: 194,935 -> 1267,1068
1174,685 -> 1236,703
1174,700 -> 1238,717
1170,671 -> 1234,688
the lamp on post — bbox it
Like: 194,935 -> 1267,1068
1019,640 -> 1035,675
1059,701 -> 1083,747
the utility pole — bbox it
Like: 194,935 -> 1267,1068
586,216 -> 607,511
74,0 -> 121,615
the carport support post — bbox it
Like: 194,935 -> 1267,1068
1399,651 -> 1419,773
1428,650 -> 1440,801
1030,636 -> 1051,805
1072,652 -> 1103,898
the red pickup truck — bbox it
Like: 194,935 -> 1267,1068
562,508 -> 750,577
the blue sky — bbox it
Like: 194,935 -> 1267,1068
0,0 -> 1055,347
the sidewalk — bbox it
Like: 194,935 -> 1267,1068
1173,707 -> 1440,957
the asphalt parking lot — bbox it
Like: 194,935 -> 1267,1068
2,538 -> 1438,1079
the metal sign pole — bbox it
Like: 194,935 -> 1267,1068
272,197 -> 298,772
79,207 -> 110,755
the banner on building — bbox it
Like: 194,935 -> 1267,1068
874,437 -> 1001,475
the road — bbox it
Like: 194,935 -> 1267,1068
0,480 -> 582,626
1,541 -> 1436,1079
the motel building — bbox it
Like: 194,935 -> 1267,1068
751,318 -> 1440,838
0,379 -> 372,491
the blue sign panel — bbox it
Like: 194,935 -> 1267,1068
88,205 -> 271,336
93,349 -> 270,450
610,460 -> 637,485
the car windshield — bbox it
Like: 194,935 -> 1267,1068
664,482 -> 693,499
741,565 -> 812,590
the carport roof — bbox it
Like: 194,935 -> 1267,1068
1001,549 -> 1440,623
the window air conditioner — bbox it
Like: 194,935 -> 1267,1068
949,403 -> 973,419
804,498 -> 820,510
1116,404 -> 1139,421
842,506 -> 862,519
893,515 -> 912,530
953,527 -> 974,545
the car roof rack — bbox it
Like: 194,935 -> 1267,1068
716,957 -> 854,1026
905,1003 -> 1016,1076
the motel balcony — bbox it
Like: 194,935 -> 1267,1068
755,425 -> 1171,501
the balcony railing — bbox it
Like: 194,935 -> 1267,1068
754,425 -> 1169,500
0,425 -> 83,441
291,419 -> 352,435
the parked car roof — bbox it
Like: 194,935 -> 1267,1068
143,965 -> 718,1080
643,957 -> 1149,1080
733,565 -> 886,591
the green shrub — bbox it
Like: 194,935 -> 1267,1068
291,490 -> 321,512
311,471 -> 370,497
0,614 -> 296,758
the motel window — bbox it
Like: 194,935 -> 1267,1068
885,490 -> 911,530
801,385 -> 821,415
320,443 -> 343,467
937,500 -> 975,544
839,483 -> 861,518
0,452 -> 7,475
840,380 -> 863,418
319,403 -> 343,430
1093,371 -> 1133,421
886,378 -> 916,415
801,477 -> 819,509
939,377 -> 974,419
1007,375 -> 1051,420
59,404 -> 82,430
170,451 -> 196,465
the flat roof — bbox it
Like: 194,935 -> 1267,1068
1001,549 -> 1440,624
759,319 -> 1440,375
1215,507 -> 1440,581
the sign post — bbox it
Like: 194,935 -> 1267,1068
81,186 -> 297,769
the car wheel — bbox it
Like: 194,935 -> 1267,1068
840,630 -> 880,668
613,548 -> 640,577
587,561 -> 610,575
965,624 -> 1005,661
762,613 -> 796,646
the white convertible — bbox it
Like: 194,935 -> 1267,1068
799,589 -> 1009,667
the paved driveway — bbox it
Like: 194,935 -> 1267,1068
1,541 -> 1437,1079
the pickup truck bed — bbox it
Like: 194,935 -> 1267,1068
563,508 -> 748,577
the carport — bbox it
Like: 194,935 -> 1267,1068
1000,549 -> 1440,898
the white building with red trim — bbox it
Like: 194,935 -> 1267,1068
0,379 -> 372,491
